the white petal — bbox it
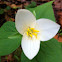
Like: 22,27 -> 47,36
21,34 -> 40,60
35,19 -> 60,41
15,9 -> 36,35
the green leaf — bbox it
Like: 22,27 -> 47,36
6,6 -> 11,10
58,29 -> 62,33
0,21 -> 22,56
25,1 -> 36,9
0,57 -> 1,62
28,1 -> 56,22
21,38 -> 62,62
60,33 -> 62,35
0,9 -> 4,14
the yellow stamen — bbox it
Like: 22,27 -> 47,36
26,32 -> 29,36
26,27 -> 39,38
29,34 -> 33,38
27,28 -> 30,31
33,30 -> 39,32
32,33 -> 37,37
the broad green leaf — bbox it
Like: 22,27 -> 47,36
0,57 -> 1,62
0,21 -> 17,32
25,1 -> 36,9
0,21 -> 22,56
28,1 -> 56,22
21,38 -> 62,62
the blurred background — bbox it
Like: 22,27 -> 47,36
0,0 -> 62,62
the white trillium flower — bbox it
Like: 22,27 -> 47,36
15,9 -> 60,60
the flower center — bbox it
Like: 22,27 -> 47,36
26,27 -> 39,38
